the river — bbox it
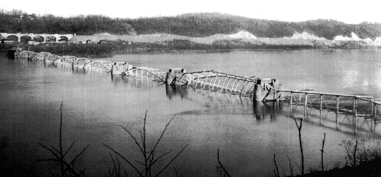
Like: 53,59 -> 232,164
0,49 -> 380,177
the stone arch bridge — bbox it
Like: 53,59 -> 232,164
0,33 -> 75,43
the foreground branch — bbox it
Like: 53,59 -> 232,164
217,148 -> 231,177
38,102 -> 90,177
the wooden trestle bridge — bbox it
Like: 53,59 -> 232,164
279,90 -> 381,119
126,68 -> 381,134
278,90 -> 381,133
108,66 -> 381,126
15,50 -> 381,134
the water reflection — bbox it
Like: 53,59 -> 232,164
111,75 -> 163,89
343,70 -> 359,89
253,101 -> 280,121
165,84 -> 188,100
165,82 -> 284,122
376,69 -> 381,90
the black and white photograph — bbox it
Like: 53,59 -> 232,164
1,0 -> 381,176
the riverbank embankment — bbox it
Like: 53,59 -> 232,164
3,31 -> 380,58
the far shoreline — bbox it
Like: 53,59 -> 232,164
1,41 -> 379,59
1,43 -> 308,58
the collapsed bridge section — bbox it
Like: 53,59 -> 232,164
166,69 -> 281,101
165,69 -> 281,101
13,50 -> 381,135
16,50 -> 282,101
175,70 -> 257,97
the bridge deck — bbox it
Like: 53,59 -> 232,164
176,70 -> 257,97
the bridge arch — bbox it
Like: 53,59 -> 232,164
46,36 -> 57,43
0,33 -> 75,43
33,35 -> 44,42
58,36 -> 68,42
20,35 -> 32,43
6,35 -> 18,42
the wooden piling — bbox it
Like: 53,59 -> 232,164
216,76 -> 223,90
353,97 -> 358,134
231,79 -> 238,93
274,90 -> 279,104
224,78 -> 231,93
211,75 -> 219,91
375,103 -> 378,118
304,93 -> 308,118
290,92 -> 293,114
320,94 -> 323,122
234,79 -> 241,93
336,96 -> 340,124
374,102 -> 378,131
243,82 -> 251,95
371,99 -> 375,131
239,81 -> 247,97
253,79 -> 267,102
202,73 -> 210,89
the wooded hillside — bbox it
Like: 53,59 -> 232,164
1,10 -> 381,40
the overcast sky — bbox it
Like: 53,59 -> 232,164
2,0 -> 381,24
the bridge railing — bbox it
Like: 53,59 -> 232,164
278,90 -> 380,116
277,89 -> 381,133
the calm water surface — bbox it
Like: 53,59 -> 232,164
0,49 -> 380,177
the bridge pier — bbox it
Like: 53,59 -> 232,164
254,78 -> 279,102
165,68 -> 186,85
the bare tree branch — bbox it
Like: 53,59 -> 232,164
148,115 -> 176,161
69,144 -> 91,167
149,149 -> 173,167
103,143 -> 143,177
216,148 -> 231,177
294,118 -> 304,175
154,144 -> 188,177
287,156 -> 294,176
273,154 -> 280,177
121,126 -> 145,155
320,133 -> 326,171
63,141 -> 76,158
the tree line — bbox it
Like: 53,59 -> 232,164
1,9 -> 381,40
